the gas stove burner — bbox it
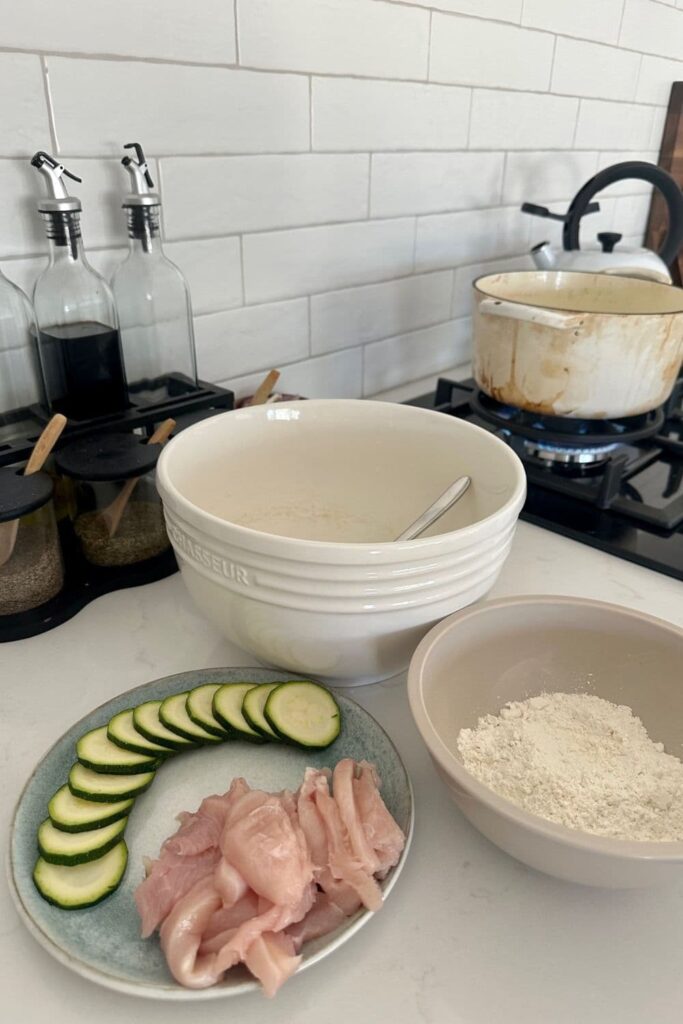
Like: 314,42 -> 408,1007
523,438 -> 620,466
470,390 -> 665,447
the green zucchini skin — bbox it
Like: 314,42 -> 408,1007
264,681 -> 341,750
38,817 -> 128,866
76,726 -> 159,775
242,683 -> 281,741
33,842 -> 129,910
159,693 -> 222,745
48,786 -> 133,834
68,763 -> 156,803
186,684 -> 231,739
212,683 -> 266,744
133,701 -> 193,752
107,709 -> 173,758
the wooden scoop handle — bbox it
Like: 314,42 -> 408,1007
252,369 -> 281,406
24,414 -> 67,475
104,418 -> 176,539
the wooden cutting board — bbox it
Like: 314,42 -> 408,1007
645,81 -> 683,286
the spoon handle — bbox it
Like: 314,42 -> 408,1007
395,475 -> 471,542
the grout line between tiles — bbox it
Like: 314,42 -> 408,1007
40,57 -> 59,154
233,0 -> 240,65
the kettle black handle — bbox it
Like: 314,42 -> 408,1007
562,160 -> 683,267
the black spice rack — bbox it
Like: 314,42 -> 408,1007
0,374 -> 234,643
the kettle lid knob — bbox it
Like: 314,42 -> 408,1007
597,231 -> 622,253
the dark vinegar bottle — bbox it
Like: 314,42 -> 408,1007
30,152 -> 128,421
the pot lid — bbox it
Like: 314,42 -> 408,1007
0,467 -> 54,522
55,433 -> 161,481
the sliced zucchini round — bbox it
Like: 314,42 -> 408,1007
107,709 -> 172,757
159,692 -> 222,744
213,683 -> 265,743
133,700 -> 194,752
33,841 -> 128,909
77,726 -> 159,775
69,762 -> 156,802
38,817 -> 128,866
186,683 -> 231,738
264,681 -> 341,749
48,785 -> 133,834
242,683 -> 281,741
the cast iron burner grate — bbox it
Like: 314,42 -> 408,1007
407,376 -> 683,582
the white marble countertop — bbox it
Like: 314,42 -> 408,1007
2,403 -> 683,1023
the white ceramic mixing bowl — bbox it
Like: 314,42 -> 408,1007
157,400 -> 526,684
408,596 -> 683,887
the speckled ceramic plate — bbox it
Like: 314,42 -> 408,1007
8,667 -> 413,1000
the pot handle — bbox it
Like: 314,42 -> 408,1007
479,297 -> 584,331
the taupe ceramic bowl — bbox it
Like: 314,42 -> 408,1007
407,596 -> 683,888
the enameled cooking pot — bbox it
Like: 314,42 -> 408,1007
473,270 -> 683,419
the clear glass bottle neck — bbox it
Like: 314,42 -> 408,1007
126,205 -> 163,256
42,211 -> 86,263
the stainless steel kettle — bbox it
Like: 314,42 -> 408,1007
522,161 -> 683,284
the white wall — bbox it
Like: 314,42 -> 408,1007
0,0 -> 681,403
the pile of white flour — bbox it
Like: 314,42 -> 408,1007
456,692 -> 683,841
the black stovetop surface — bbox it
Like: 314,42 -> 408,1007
407,378 -> 683,583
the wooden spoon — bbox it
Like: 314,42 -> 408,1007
0,413 -> 67,568
251,369 -> 280,406
100,418 -> 176,539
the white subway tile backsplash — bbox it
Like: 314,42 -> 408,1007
469,91 -> 579,149
363,318 -> 471,395
47,61 -> 309,156
612,193 -> 655,235
195,298 -> 309,380
0,56 -> 51,159
522,0 -> 624,44
243,219 -> 416,303
0,161 -> 50,257
164,238 -> 243,315
161,155 -> 368,238
636,55 -> 683,104
384,0 -> 522,19
429,15 -> 554,91
620,0 -> 683,61
574,100 -> 659,150
502,151 -> 599,204
224,347 -> 363,401
0,0 -> 236,63
551,38 -> 641,101
415,206 -> 531,272
312,78 -> 470,151
0,256 -> 48,300
237,0 -> 429,80
648,106 -> 668,149
311,272 -> 453,354
371,152 -> 504,218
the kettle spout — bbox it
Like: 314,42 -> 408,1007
530,241 -> 556,270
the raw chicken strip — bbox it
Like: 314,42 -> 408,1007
159,876 -> 223,988
353,761 -> 405,875
200,891 -> 260,951
313,774 -> 382,912
244,931 -> 302,998
297,769 -> 362,914
135,846 -> 220,938
213,885 -> 316,973
286,892 -> 350,952
221,791 -> 313,905
214,858 -> 248,906
164,793 -> 231,857
333,759 -> 380,874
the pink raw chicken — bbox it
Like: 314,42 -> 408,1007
135,761 -> 405,997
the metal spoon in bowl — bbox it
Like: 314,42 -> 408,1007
395,475 -> 471,542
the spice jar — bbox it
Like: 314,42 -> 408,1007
0,468 -> 64,615
55,433 -> 169,568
